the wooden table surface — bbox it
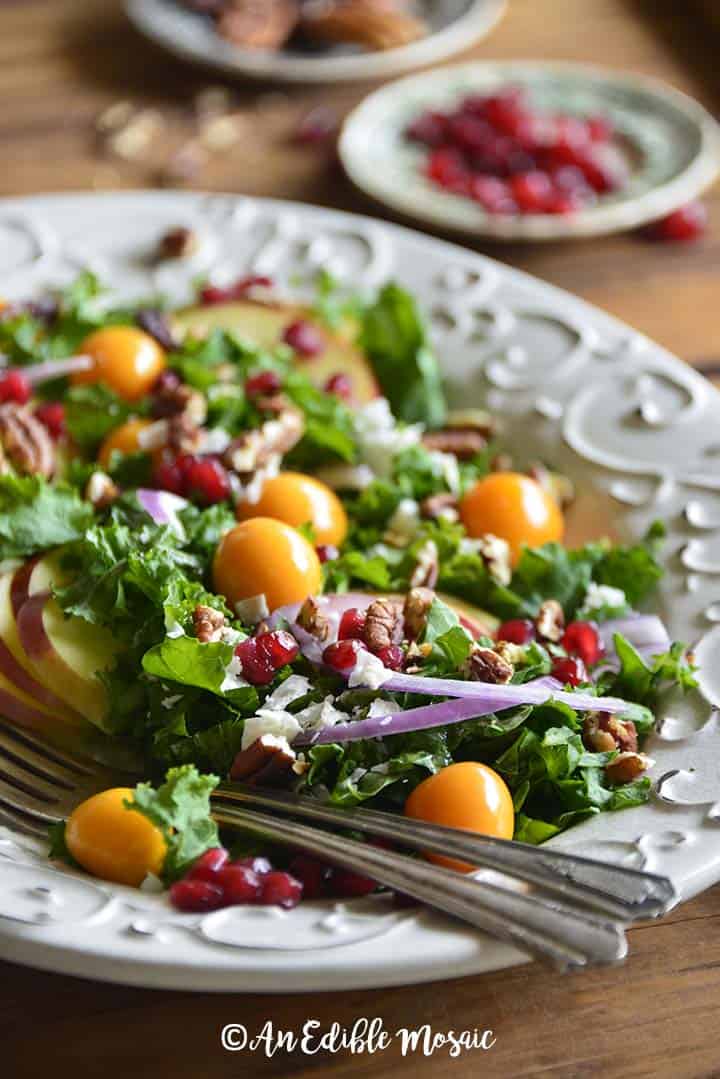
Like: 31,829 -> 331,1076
2,2 -> 720,1076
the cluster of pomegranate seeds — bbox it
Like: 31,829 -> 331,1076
376,644 -> 405,670
282,319 -> 326,357
323,372 -> 353,400
0,370 -> 31,405
551,655 -> 588,686
315,543 -> 339,564
235,629 -> 299,685
152,452 -> 231,505
323,637 -> 365,672
200,275 -> 274,306
338,607 -> 366,641
497,618 -> 536,645
562,620 -> 605,667
646,201 -> 708,244
245,369 -> 282,398
170,846 -> 303,912
288,855 -> 377,900
34,401 -> 65,440
407,87 -> 627,216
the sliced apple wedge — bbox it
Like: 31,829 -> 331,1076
15,555 -> 121,729
172,299 -> 380,404
0,663 -> 81,738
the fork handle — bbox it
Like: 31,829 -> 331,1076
213,784 -> 675,921
211,802 -> 627,970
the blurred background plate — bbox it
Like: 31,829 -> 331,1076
125,0 -> 507,84
339,61 -> 720,240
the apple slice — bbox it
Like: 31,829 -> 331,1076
15,555 -> 121,729
0,663 -> 81,738
0,570 -> 84,724
172,299 -> 380,404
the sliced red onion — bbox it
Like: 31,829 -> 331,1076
294,695 -> 497,746
136,488 -> 189,539
20,355 -> 93,385
598,615 -> 670,655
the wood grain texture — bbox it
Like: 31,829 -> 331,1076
1,2 -> 720,1076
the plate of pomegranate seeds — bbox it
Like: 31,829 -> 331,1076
340,62 -> 720,240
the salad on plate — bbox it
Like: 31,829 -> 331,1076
0,253 -> 696,913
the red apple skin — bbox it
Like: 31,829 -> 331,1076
17,591 -> 53,661
0,682 -> 69,735
10,558 -> 37,619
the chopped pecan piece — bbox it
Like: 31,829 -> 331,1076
475,533 -> 512,587
466,646 -> 513,684
152,380 -> 207,426
421,429 -> 488,460
403,586 -> 435,640
229,734 -> 297,786
218,0 -> 299,49
605,751 -> 651,786
85,471 -> 119,510
409,539 -> 439,589
158,226 -> 198,260
535,599 -> 565,643
301,0 -> 426,51
296,596 -> 331,642
363,598 -> 402,653
583,713 -> 638,755
166,412 -> 205,454
193,604 -> 227,643
0,404 -> 55,478
224,406 -> 304,476
420,492 -> 459,521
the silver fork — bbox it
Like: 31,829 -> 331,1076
0,720 -> 672,971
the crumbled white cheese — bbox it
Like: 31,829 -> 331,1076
366,698 -> 402,719
264,674 -> 312,711
241,709 -> 301,751
137,419 -> 169,451
234,593 -> 269,624
221,652 -> 251,693
295,695 -> 347,733
239,456 -> 281,505
220,625 -> 245,647
582,582 -> 628,613
199,426 -> 232,455
354,398 -> 423,478
386,498 -> 421,544
348,649 -> 393,690
428,450 -> 461,495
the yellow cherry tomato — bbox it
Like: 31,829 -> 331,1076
65,787 -> 167,887
404,762 -> 514,871
236,472 -> 348,547
459,472 -> 564,566
73,326 -> 166,402
213,517 -> 322,614
97,417 -> 154,469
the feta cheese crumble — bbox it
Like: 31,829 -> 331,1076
220,652 -> 251,693
234,593 -> 270,624
581,582 -> 628,614
348,649 -> 393,690
241,709 -> 301,751
354,398 -> 423,479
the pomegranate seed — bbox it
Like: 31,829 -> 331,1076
328,868 -> 377,898
483,90 -> 530,138
235,638 -> 276,685
246,370 -> 282,398
562,621 -> 605,666
497,619 -> 536,645
426,147 -> 467,187
170,878 -> 225,912
200,276 -> 274,305
469,175 -> 511,211
288,855 -> 332,899
283,319 -> 325,357
338,608 -> 366,641
647,201 -> 707,243
255,629 -> 299,668
323,638 -> 365,671
187,847 -> 229,881
316,543 -> 339,564
34,401 -> 65,440
511,170 -> 554,213
152,369 -> 181,396
323,372 -> 353,400
234,855 -> 272,875
216,864 -> 262,905
447,114 -> 495,153
0,370 -> 31,405
551,655 -> 588,686
406,110 -> 449,146
152,453 -> 187,495
295,105 -> 338,145
183,456 -> 231,505
376,644 -> 404,670
259,870 -> 303,909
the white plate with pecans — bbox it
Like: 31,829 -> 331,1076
125,0 -> 507,84
1,191 -> 720,992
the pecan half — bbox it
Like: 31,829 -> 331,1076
301,0 -> 426,51
193,604 -> 227,644
218,0 -> 299,49
229,734 -> 297,786
583,713 -> 638,755
403,586 -> 435,640
420,492 -> 458,521
409,539 -> 439,589
363,598 -> 402,653
85,471 -> 119,510
0,404 -> 55,478
535,599 -> 565,643
421,429 -> 488,460
466,646 -> 513,684
605,751 -> 651,786
296,596 -> 331,642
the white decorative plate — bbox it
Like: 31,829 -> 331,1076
1,192 -> 720,992
340,61 -> 720,240
125,0 -> 506,84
